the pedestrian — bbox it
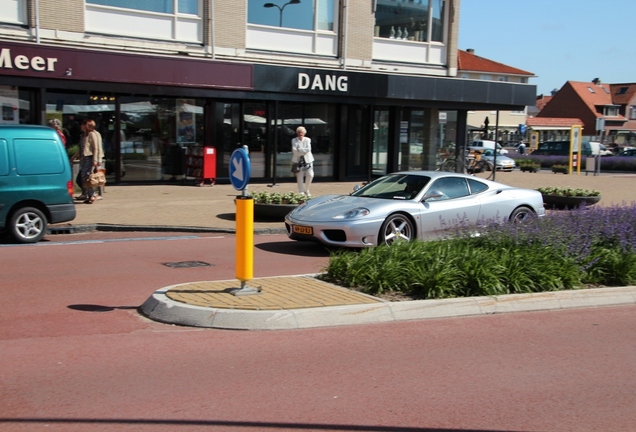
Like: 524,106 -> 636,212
78,119 -> 103,204
48,118 -> 67,147
517,142 -> 526,155
291,126 -> 315,196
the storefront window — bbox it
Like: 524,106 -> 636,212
120,96 -> 204,181
243,102 -> 267,178
275,103 -> 335,179
437,110 -> 457,168
373,109 -> 390,176
0,85 -> 32,125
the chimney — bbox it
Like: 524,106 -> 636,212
466,48 -> 474,54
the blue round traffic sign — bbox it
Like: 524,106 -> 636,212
229,148 -> 251,191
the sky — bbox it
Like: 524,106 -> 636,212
458,0 -> 636,96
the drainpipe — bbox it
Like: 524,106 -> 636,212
208,0 -> 215,58
341,0 -> 348,70
34,0 -> 41,43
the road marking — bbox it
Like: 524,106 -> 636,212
0,235 -> 227,247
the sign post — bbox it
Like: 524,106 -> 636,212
228,147 -> 260,296
570,125 -> 583,175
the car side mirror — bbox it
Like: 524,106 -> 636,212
423,190 -> 444,201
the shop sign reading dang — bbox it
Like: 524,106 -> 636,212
298,73 -> 348,93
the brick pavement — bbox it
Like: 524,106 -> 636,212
61,170 -> 636,329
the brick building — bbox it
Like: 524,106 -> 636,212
0,0 -> 535,183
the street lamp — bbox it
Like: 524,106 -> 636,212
263,0 -> 301,27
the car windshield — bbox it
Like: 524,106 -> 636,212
352,174 -> 431,200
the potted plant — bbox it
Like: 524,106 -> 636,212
537,187 -> 601,209
551,164 -> 569,174
517,159 -> 541,173
251,191 -> 310,219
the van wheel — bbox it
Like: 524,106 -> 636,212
9,207 -> 48,243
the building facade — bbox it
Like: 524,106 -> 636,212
0,0 -> 535,184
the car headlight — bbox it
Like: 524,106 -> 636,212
333,208 -> 370,219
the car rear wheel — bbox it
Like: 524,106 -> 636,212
379,213 -> 414,246
9,207 -> 48,243
509,206 -> 535,224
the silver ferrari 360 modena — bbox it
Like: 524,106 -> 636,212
285,171 -> 545,248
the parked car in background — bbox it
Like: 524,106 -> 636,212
285,171 -> 544,248
532,140 -> 600,156
0,125 -> 76,243
472,147 -> 516,172
618,148 -> 636,156
470,139 -> 509,154
598,144 -> 614,156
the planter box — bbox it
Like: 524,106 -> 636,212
552,167 -> 569,174
541,194 -> 601,210
520,165 -> 540,173
254,203 -> 298,220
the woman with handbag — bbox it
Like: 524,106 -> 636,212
291,126 -> 315,196
79,119 -> 104,204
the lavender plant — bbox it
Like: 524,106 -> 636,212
322,204 -> 636,299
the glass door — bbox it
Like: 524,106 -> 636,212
372,108 -> 390,176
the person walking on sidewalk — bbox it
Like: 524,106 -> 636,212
291,126 -> 315,196
78,119 -> 103,204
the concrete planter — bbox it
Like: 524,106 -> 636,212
541,194 -> 601,210
520,165 -> 541,173
254,203 -> 298,220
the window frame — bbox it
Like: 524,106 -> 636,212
0,0 -> 27,25
246,0 -> 338,56
85,0 -> 203,43
372,0 -> 447,66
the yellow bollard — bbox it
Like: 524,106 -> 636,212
235,195 -> 254,282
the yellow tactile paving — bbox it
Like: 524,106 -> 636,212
165,276 -> 382,310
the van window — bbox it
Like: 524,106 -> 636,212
0,140 -> 8,175
14,139 -> 65,175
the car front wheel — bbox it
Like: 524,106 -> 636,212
379,213 -> 414,246
9,207 -> 48,243
509,206 -> 535,224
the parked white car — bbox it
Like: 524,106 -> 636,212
470,139 -> 509,154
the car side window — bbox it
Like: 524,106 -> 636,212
467,178 -> 489,195
14,139 -> 65,175
0,140 -> 8,176
429,177 -> 470,200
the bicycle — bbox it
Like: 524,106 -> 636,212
438,148 -> 494,180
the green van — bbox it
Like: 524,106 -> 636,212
0,125 -> 76,243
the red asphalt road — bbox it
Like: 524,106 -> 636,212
1,232 -> 635,432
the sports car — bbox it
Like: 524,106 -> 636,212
285,171 -> 545,248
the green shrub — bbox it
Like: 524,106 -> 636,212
321,204 -> 636,299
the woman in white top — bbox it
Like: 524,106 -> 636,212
291,126 -> 315,195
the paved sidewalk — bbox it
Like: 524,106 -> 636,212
57,171 -> 636,330
60,170 -> 636,234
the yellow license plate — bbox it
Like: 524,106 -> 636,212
292,225 -> 313,235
